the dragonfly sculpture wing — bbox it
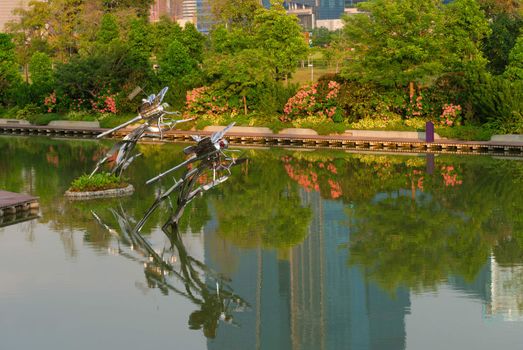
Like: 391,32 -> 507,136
210,122 -> 236,143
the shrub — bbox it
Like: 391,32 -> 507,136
439,104 -> 462,126
13,104 -> 41,121
282,80 -> 343,122
466,72 -> 523,132
184,86 -> 233,118
69,173 -> 128,192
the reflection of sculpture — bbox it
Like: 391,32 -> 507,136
91,87 -> 193,177
93,203 -> 249,338
92,133 -> 248,337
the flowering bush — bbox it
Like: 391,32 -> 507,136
405,91 -> 425,118
90,89 -> 118,114
282,80 -> 343,122
44,91 -> 57,113
184,86 -> 233,117
439,103 -> 462,126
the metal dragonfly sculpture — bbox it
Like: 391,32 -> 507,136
146,122 -> 238,185
135,124 -> 245,234
92,123 -> 248,336
90,87 -> 193,178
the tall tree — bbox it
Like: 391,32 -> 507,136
0,34 -> 21,106
205,49 -> 273,114
504,33 -> 523,80
341,0 -> 447,88
96,13 -> 120,45
443,0 -> 491,71
29,51 -> 54,99
253,1 -> 308,81
484,14 -> 522,74
211,0 -> 262,29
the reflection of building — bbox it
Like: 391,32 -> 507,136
205,191 -> 410,349
0,0 -> 30,31
487,255 -> 523,321
447,253 -> 523,322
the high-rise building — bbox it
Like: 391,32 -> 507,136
284,0 -> 362,30
149,0 -> 185,22
150,0 -> 213,32
0,0 -> 30,31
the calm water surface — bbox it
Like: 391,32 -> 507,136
1,136 -> 523,349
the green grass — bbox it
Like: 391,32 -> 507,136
69,173 -> 128,192
291,67 -> 338,85
436,125 -> 495,141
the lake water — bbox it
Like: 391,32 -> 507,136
1,135 -> 523,350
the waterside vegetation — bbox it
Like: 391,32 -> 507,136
0,0 -> 522,140
68,172 -> 129,192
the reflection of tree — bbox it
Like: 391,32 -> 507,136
212,150 -> 312,249
348,195 -> 493,292
347,155 -> 523,292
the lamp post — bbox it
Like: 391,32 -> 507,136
308,56 -> 314,82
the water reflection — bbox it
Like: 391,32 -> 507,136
3,136 -> 523,349
93,202 -> 248,338
91,142 -> 250,339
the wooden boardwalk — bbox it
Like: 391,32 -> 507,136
3,123 -> 523,156
0,190 -> 39,217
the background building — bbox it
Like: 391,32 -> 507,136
0,0 -> 30,31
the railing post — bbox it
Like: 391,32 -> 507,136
426,121 -> 434,143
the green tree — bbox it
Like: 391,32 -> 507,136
443,0 -> 491,71
341,0 -> 448,87
158,40 -> 199,84
54,40 -> 149,109
253,1 -> 308,81
504,34 -> 523,80
483,14 -> 522,74
150,17 -> 183,57
181,22 -> 206,63
205,49 -> 273,114
29,51 -> 54,98
211,0 -> 262,29
127,18 -> 153,65
96,13 -> 120,44
6,0 -> 52,82
0,33 -> 21,106
208,25 -> 254,54
157,40 -> 201,108
311,27 -> 343,48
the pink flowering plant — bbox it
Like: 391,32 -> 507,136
439,103 -> 462,127
184,86 -> 233,117
89,88 -> 118,114
44,91 -> 57,113
405,91 -> 425,119
282,80 -> 344,122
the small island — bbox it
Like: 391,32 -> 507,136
65,173 -> 134,200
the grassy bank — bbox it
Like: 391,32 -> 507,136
0,108 -> 495,141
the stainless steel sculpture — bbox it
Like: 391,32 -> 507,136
90,84 -> 249,336
92,151 -> 248,337
146,122 -> 237,185
90,87 -> 193,177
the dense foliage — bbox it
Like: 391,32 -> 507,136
0,0 -> 522,137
